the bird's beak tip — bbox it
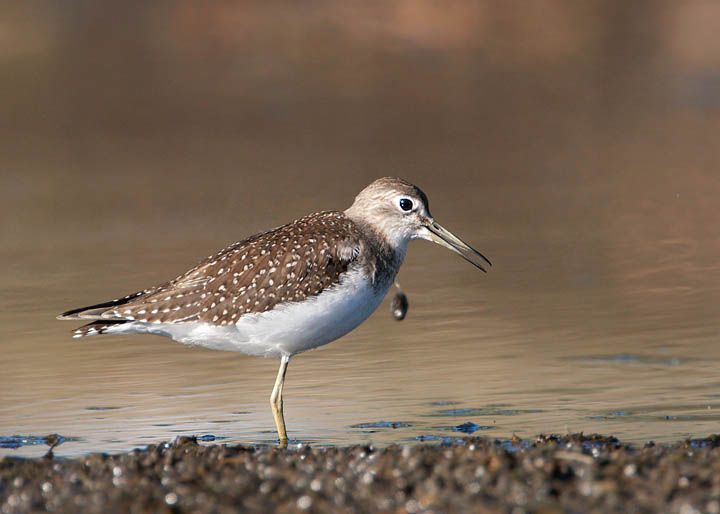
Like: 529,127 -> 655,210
425,221 -> 491,271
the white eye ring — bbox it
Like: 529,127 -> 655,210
398,198 -> 413,212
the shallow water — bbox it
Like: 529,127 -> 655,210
2,1 -> 720,457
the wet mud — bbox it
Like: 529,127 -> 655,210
3,433 -> 720,513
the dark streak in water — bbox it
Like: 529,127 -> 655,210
570,354 -> 689,367
431,407 -> 542,417
414,434 -> 464,444
0,434 -> 78,449
453,422 -> 487,433
352,421 -> 411,431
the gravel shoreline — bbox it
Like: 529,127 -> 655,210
2,433 -> 720,513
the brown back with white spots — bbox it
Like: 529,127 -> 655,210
61,211 -> 364,326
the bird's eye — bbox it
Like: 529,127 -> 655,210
399,198 -> 413,212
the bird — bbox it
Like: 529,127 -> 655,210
58,177 -> 491,445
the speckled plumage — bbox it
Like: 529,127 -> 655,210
61,211 -> 400,339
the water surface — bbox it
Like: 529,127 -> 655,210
1,1 -> 720,457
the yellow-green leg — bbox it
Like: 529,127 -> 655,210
270,355 -> 290,447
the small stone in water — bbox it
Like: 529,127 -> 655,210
391,292 -> 408,321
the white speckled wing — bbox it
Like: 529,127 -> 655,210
61,211 -> 378,336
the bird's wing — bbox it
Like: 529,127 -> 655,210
59,211 -> 364,326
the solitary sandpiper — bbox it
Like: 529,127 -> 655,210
58,177 -> 491,444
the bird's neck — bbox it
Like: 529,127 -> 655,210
345,211 -> 406,289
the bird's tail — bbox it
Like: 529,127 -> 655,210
71,320 -> 129,339
57,289 -> 150,338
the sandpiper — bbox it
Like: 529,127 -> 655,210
58,177 -> 491,444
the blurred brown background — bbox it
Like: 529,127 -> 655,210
2,1 -> 720,452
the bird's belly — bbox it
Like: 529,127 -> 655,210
134,269 -> 391,358
237,271 -> 388,357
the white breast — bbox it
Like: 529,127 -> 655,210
107,269 -> 391,359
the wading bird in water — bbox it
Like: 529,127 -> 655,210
59,177 -> 491,445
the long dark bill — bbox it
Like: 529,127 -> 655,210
425,221 -> 492,272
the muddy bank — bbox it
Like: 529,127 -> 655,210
2,434 -> 720,513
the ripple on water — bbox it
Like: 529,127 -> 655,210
0,434 -> 78,450
351,421 -> 411,432
589,403 -> 720,424
414,434 -> 465,444
427,422 -> 493,434
430,406 -> 542,417
570,354 -> 690,367
590,411 -> 628,420
452,422 -> 487,434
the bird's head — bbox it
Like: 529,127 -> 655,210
345,177 -> 491,271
